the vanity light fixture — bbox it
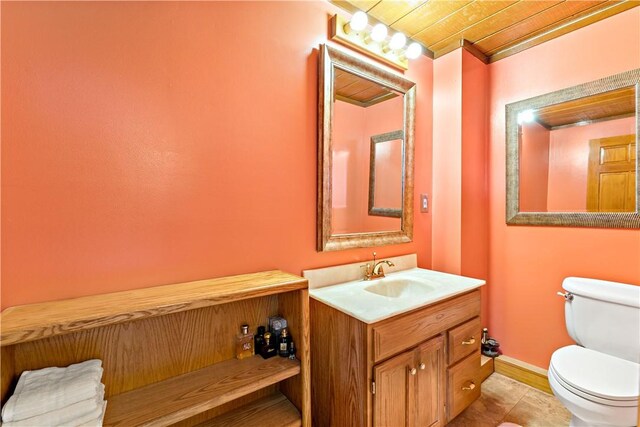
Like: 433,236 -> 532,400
369,23 -> 388,43
388,32 -> 407,51
329,13 -> 424,70
405,42 -> 422,60
517,109 -> 536,124
344,11 -> 368,34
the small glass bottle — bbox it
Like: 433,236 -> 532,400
278,328 -> 291,357
288,341 -> 296,360
254,326 -> 266,354
236,324 -> 254,360
260,332 -> 277,359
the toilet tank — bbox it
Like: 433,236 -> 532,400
563,277 -> 640,363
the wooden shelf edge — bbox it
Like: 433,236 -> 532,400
1,270 -> 307,346
104,356 -> 301,427
195,392 -> 301,427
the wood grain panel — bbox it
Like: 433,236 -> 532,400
172,388 -> 277,427
447,352 -> 481,422
414,337 -> 445,427
535,86 -> 635,128
475,1 -> 608,54
335,0 -> 640,62
372,291 -> 480,363
367,0 -> 428,24
391,0 -> 474,37
447,316 -> 481,365
480,355 -> 494,383
1,270 -> 306,346
413,1 -> 517,47
373,346 -> 413,427
494,355 -> 552,394
587,135 -> 636,213
195,392 -> 301,427
310,298 -> 369,427
104,356 -> 300,427
278,289 -> 311,427
1,346 -> 15,404
428,0 -> 563,56
489,0 -> 640,62
12,297 -> 278,397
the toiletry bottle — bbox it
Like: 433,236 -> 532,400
288,341 -> 296,360
255,326 -> 266,354
236,325 -> 254,360
260,332 -> 277,359
278,328 -> 290,357
481,328 -> 488,345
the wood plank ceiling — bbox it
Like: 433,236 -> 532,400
334,68 -> 399,107
535,86 -> 636,128
331,0 -> 640,63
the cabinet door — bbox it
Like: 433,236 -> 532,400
373,348 -> 414,427
413,336 -> 445,427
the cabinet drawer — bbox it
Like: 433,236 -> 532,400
447,317 -> 481,365
372,291 -> 480,363
447,352 -> 481,422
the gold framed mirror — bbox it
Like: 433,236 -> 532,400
317,44 -> 416,251
506,68 -> 639,228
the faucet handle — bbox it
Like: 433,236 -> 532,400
372,252 -> 377,264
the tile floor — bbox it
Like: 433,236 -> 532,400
447,373 -> 571,427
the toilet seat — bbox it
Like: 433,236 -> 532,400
549,345 -> 639,407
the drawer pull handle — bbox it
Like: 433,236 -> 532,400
461,337 -> 475,345
462,381 -> 476,391
419,363 -> 426,370
409,368 -> 417,376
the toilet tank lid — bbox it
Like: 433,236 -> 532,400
563,277 -> 640,308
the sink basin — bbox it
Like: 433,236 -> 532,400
364,278 -> 436,298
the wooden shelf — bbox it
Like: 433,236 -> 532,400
104,356 -> 300,427
197,392 -> 301,427
1,270 -> 306,346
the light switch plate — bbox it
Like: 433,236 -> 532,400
420,194 -> 428,212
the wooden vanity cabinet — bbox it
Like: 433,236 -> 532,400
1,271 -> 311,427
311,289 -> 481,427
374,336 -> 445,427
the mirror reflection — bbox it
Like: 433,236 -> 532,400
369,130 -> 403,219
331,68 -> 404,234
519,86 -> 636,213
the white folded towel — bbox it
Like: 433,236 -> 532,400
2,385 -> 104,427
1,360 -> 103,423
76,401 -> 107,427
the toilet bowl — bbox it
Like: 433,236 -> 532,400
549,278 -> 640,427
549,345 -> 639,426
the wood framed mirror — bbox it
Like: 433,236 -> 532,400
317,44 -> 416,251
506,68 -> 640,228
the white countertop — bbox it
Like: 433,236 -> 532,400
309,267 -> 485,324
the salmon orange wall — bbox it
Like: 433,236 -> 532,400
546,117 -> 636,211
332,97 -> 404,233
487,7 -> 640,369
432,49 -> 489,322
1,1 -> 434,308
520,122 -> 550,212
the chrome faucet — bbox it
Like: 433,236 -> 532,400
361,252 -> 395,280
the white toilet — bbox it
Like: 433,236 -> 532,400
549,277 -> 640,427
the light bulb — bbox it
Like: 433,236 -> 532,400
348,11 -> 368,33
517,109 -> 536,124
389,32 -> 407,50
370,23 -> 388,42
405,42 -> 422,59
